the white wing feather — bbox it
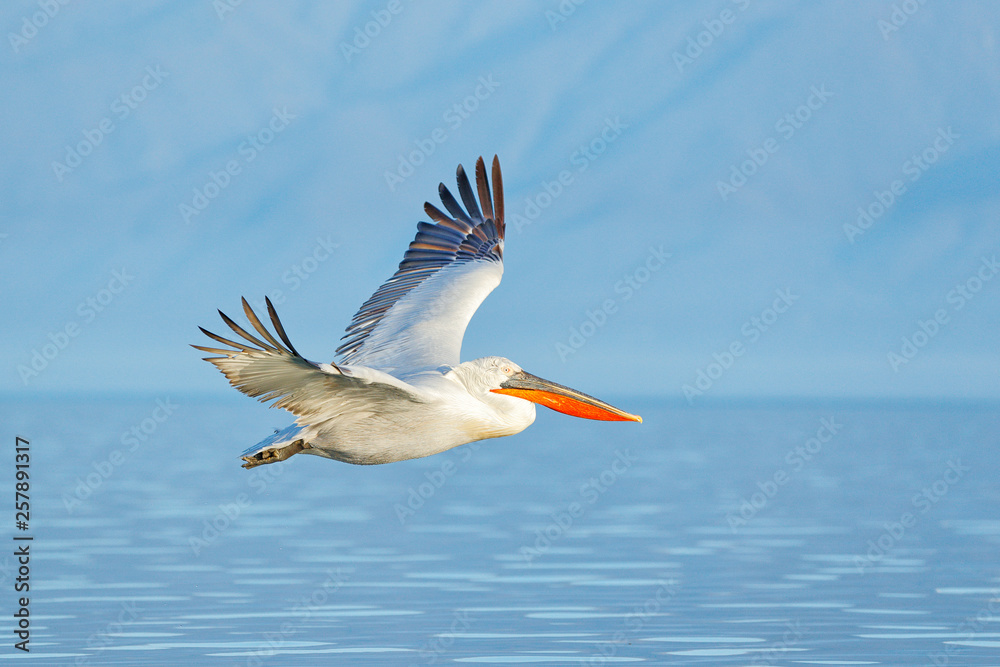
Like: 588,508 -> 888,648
338,260 -> 502,375
335,155 -> 505,375
195,156 -> 505,423
193,298 -> 422,421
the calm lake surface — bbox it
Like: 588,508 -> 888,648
2,397 -> 999,665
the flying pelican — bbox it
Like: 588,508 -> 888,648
194,156 -> 641,469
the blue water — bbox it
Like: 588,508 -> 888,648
2,398 -> 998,665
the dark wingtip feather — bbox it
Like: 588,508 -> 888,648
475,156 -> 494,222
241,297 -> 286,352
424,201 -> 450,224
198,326 -> 254,353
265,296 -> 304,360
424,203 -> 473,234
191,344 -> 235,356
456,163 -> 483,222
218,308 -> 278,353
438,183 -> 474,225
491,155 -> 504,234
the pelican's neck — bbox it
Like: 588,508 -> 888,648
446,362 -> 536,437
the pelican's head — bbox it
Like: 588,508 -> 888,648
466,356 -> 642,423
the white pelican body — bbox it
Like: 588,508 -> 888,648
194,157 -> 641,468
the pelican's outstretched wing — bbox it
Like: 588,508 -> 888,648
194,297 -> 419,421
335,155 -> 505,375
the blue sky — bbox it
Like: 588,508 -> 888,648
2,1 -> 998,401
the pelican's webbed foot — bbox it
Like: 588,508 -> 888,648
240,439 -> 309,469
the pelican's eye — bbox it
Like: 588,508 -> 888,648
501,365 -> 513,375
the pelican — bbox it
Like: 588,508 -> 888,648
194,156 -> 641,469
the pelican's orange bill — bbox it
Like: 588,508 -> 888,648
492,370 -> 642,423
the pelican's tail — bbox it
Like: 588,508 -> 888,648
241,423 -> 310,469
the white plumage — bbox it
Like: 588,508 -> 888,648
194,156 -> 640,468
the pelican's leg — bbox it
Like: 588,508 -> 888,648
240,439 -> 310,469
